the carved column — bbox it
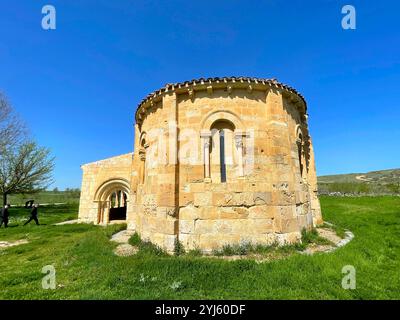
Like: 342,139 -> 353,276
103,200 -> 110,224
119,191 -> 124,207
114,192 -> 119,208
200,130 -> 212,183
234,130 -> 246,178
139,145 -> 147,184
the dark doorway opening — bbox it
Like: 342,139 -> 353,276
109,206 -> 127,220
109,191 -> 127,221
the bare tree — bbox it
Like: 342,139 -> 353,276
0,142 -> 55,205
0,92 -> 26,152
1,92 -> 54,205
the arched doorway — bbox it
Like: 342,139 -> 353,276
94,178 -> 130,224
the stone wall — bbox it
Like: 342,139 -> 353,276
78,153 -> 133,223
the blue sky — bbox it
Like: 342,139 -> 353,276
0,0 -> 399,189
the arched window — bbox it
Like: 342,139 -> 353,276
219,129 -> 226,182
210,120 -> 235,183
297,133 -> 304,177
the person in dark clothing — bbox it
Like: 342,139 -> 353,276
24,204 -> 40,226
25,199 -> 35,208
0,204 -> 10,228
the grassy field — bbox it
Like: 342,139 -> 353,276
0,196 -> 399,299
7,190 -> 80,206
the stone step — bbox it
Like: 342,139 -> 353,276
110,229 -> 136,244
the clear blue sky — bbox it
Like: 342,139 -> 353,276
1,0 -> 399,189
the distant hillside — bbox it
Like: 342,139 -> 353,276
318,169 -> 400,195
318,168 -> 400,184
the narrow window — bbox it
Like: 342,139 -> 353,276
297,135 -> 303,176
219,129 -> 227,183
210,119 -> 235,183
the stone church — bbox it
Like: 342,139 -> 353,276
78,77 -> 323,253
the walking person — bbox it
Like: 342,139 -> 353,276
0,204 -> 10,228
24,203 -> 40,226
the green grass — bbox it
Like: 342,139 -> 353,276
0,196 -> 399,299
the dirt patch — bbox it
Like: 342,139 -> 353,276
355,175 -> 372,182
54,219 -> 80,226
317,228 -> 343,244
0,239 -> 29,249
301,227 -> 354,255
113,243 -> 138,257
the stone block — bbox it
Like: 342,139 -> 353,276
179,192 -> 194,206
194,219 -> 215,234
214,220 -> 233,233
250,219 -> 274,234
164,234 -> 177,252
194,192 -> 212,206
279,217 -> 299,233
164,219 -> 177,235
248,205 -> 275,219
190,183 -> 205,193
179,205 -> 199,220
198,206 -> 219,219
253,192 -> 272,205
157,190 -> 176,207
179,219 -> 195,234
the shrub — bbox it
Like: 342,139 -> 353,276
128,232 -> 167,256
301,227 -> 332,246
173,238 -> 185,256
129,232 -> 141,246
